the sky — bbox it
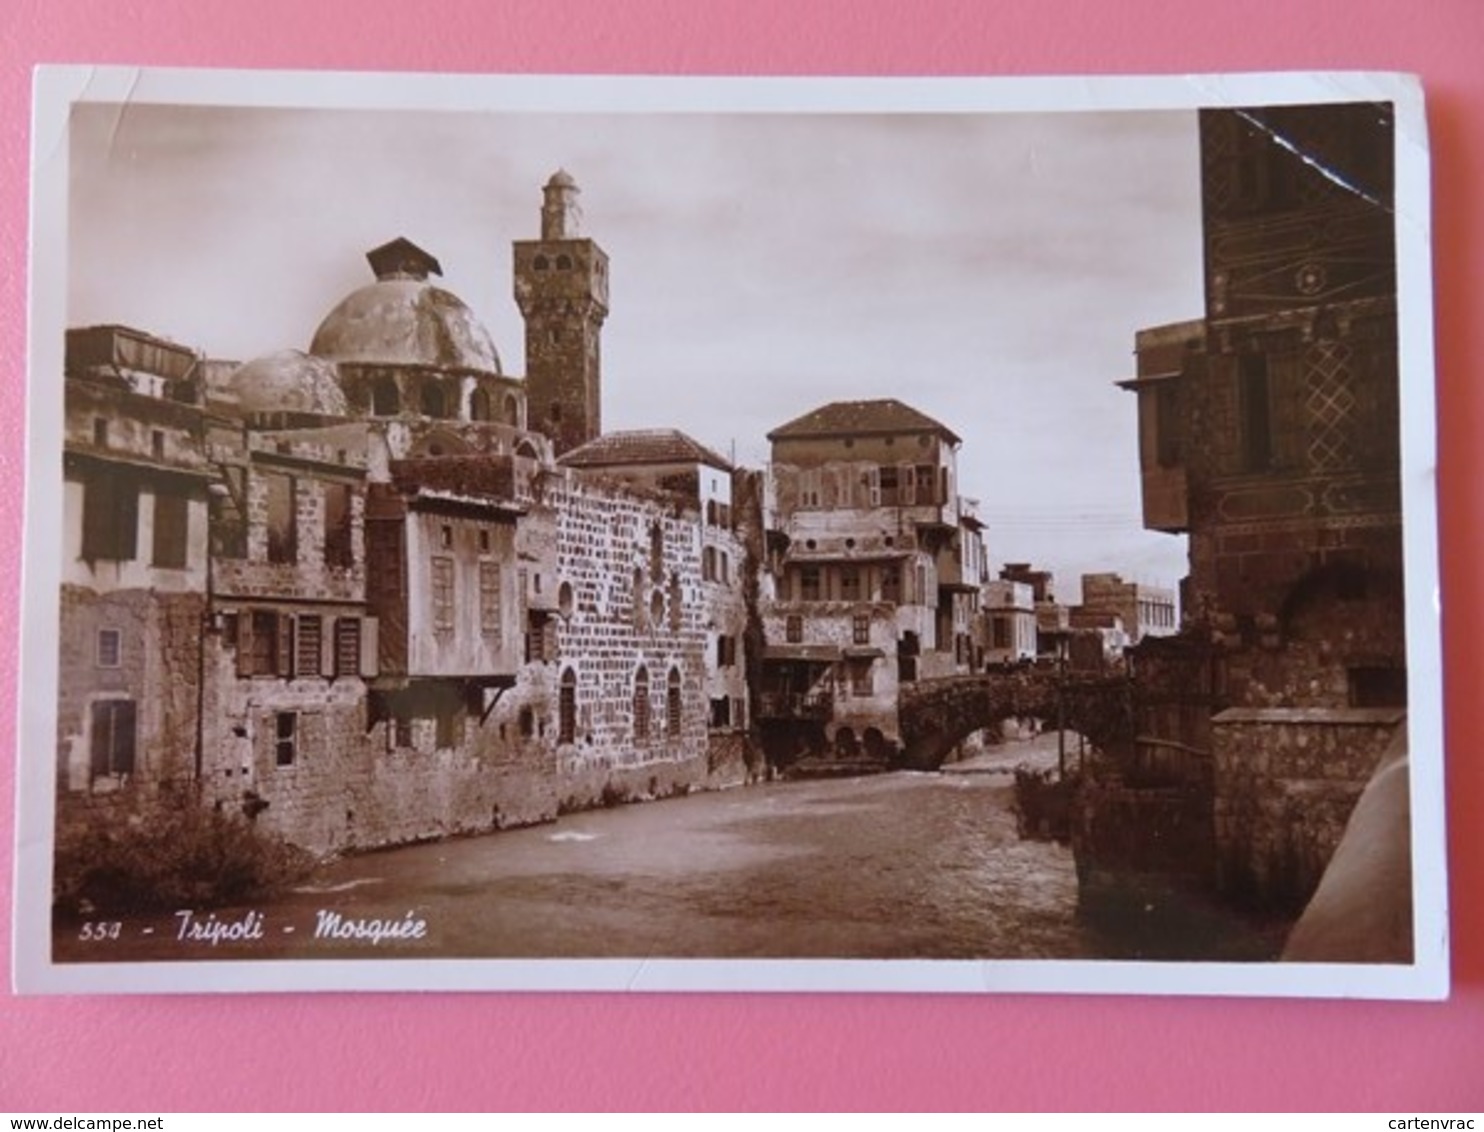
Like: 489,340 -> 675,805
66,99 -> 1204,602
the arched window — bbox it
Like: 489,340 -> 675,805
558,668 -> 577,745
470,388 -> 492,422
633,667 -> 650,743
556,254 -> 573,271
533,255 -> 549,272
666,668 -> 681,738
371,375 -> 400,416
632,568 -> 646,628
649,522 -> 664,578
503,394 -> 520,427
668,573 -> 682,632
514,438 -> 539,459
420,382 -> 446,419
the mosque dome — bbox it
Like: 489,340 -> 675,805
230,349 -> 348,417
308,237 -> 504,377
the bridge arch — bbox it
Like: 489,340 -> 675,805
898,671 -> 1133,770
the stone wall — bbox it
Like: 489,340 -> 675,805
58,585 -> 203,793
1211,706 -> 1404,913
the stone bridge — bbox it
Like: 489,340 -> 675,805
898,670 -> 1135,770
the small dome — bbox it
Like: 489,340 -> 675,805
310,279 -> 503,376
547,169 -> 577,189
231,350 -> 348,416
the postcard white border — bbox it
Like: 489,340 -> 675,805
14,67 -> 1447,998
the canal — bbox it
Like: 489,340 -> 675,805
55,733 -> 1282,964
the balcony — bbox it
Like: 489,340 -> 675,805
757,690 -> 834,720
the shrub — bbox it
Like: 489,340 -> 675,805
54,801 -> 316,917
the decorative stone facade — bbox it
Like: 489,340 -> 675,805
1117,103 -> 1406,915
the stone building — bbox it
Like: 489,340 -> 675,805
56,173 -> 755,856
982,579 -> 1037,666
757,398 -> 981,764
1118,103 -> 1405,913
1078,572 -> 1177,645
57,325 -> 212,795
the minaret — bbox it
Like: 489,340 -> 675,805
513,170 -> 609,455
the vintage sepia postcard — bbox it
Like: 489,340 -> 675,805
13,68 -> 1446,996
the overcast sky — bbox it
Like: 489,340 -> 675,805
67,101 -> 1203,601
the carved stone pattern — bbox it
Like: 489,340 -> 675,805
1305,340 -> 1356,472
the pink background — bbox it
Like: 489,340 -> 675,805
2,0 -> 1482,1112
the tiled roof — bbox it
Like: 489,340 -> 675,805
559,428 -> 733,471
766,399 -> 960,444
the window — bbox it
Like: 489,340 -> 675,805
431,556 -> 455,631
649,522 -> 665,577
371,376 -> 401,415
881,566 -> 901,604
239,610 -> 292,677
435,708 -> 461,750
710,697 -> 731,729
295,615 -> 323,677
393,716 -> 414,749
275,711 -> 297,767
786,615 -> 803,644
914,465 -> 936,505
324,483 -> 354,568
559,669 -> 577,745
470,388 -> 492,422
669,574 -> 682,631
1240,353 -> 1272,471
334,618 -> 361,677
633,668 -> 650,743
519,706 -> 535,739
852,613 -> 870,646
800,566 -> 821,602
476,561 -> 502,642
850,662 -> 874,697
93,418 -> 109,447
265,474 -> 297,565
479,529 -> 491,553
89,699 -> 136,779
702,547 -> 716,582
556,254 -> 572,271
840,567 -> 862,602
667,668 -> 682,738
879,465 -> 900,505
151,430 -> 165,459
81,476 -> 138,562
421,382 -> 447,419
533,254 -> 549,271
993,617 -> 1011,649
96,628 -> 122,669
718,551 -> 730,585
716,635 -> 737,668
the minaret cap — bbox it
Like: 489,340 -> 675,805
541,170 -> 583,240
